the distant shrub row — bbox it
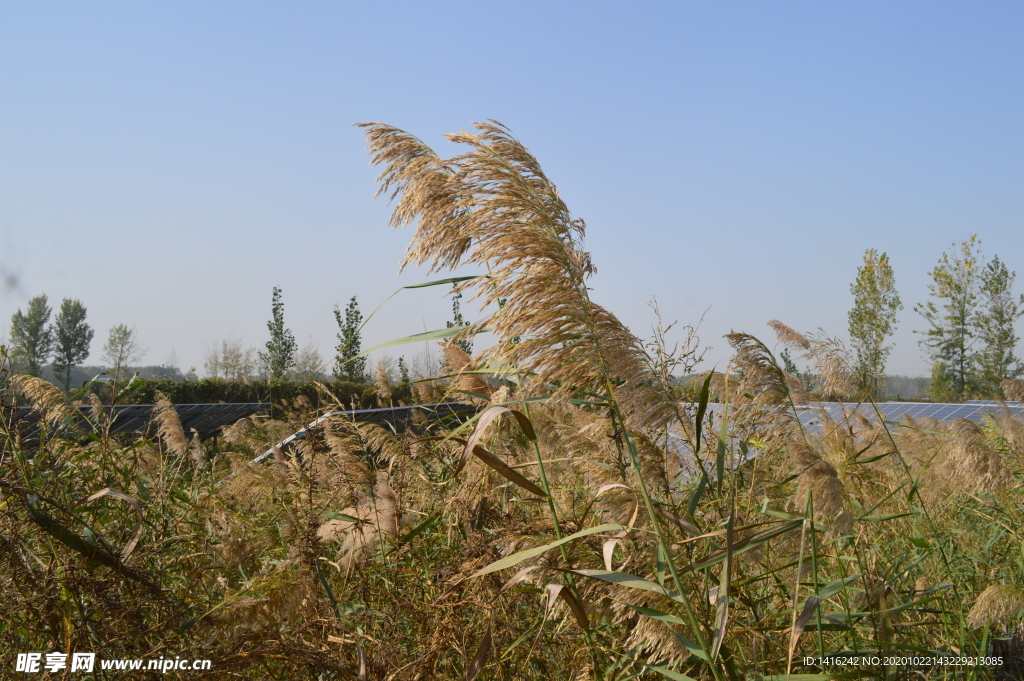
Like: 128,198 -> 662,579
117,378 -> 404,410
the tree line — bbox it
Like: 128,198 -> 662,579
6,295 -> 143,391
4,288 -> 384,393
848,233 -> 1023,401
11,244 -> 1017,403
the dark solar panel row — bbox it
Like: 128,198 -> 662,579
250,402 -> 478,465
8,403 -> 270,442
8,402 -> 480,456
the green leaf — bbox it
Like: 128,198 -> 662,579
625,603 -> 686,626
816,574 -> 861,601
857,512 -> 912,522
853,452 -> 892,464
909,537 -> 931,549
322,511 -> 360,523
402,275 -> 483,289
760,675 -> 856,680
471,524 -> 624,577
716,406 -> 728,493
694,371 -> 714,456
176,617 -> 201,635
571,569 -> 672,597
398,513 -> 442,544
678,520 -> 803,576
764,509 -> 804,521
687,473 -> 707,519
641,663 -> 699,681
350,327 -> 491,361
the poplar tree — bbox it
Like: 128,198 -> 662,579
848,249 -> 902,396
9,294 -> 54,377
446,289 -> 473,355
259,287 -> 297,384
52,298 -> 94,392
915,235 -> 983,401
975,255 -> 1024,397
334,296 -> 367,383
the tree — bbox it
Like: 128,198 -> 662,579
334,296 -> 366,383
9,294 -> 54,377
293,337 -> 324,382
51,298 -> 94,392
258,287 -> 296,384
204,339 -> 258,380
102,324 -> 146,382
975,255 -> 1024,397
848,249 -> 903,397
446,289 -> 473,355
915,235 -> 983,401
398,356 -> 410,385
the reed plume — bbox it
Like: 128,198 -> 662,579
788,439 -> 848,529
1002,379 -> 1024,402
153,393 -> 189,457
318,474 -> 400,571
359,121 -> 666,430
11,375 -> 71,428
374,360 -> 391,403
967,585 -> 1024,629
442,341 -> 492,402
767,320 -> 855,400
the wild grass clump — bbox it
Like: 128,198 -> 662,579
3,120 -> 1024,680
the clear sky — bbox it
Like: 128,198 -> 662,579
2,2 -> 1022,377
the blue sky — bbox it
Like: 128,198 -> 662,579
1,2 -> 1022,376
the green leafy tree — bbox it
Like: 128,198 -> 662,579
975,255 -> 1024,397
848,249 -> 903,397
103,324 -> 146,383
398,356 -> 411,385
446,289 -> 473,355
259,287 -> 297,384
334,296 -> 367,383
52,298 -> 94,392
915,235 -> 983,401
9,294 -> 54,377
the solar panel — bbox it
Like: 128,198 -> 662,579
250,402 -> 478,465
688,401 -> 1024,437
8,403 -> 269,443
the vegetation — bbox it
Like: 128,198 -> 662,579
848,249 -> 902,398
204,338 -> 260,381
448,288 -> 474,355
102,324 -> 146,384
9,293 -> 54,377
115,377 -> 380,408
915,235 -> 1023,402
334,296 -> 367,384
3,121 -> 1024,681
259,287 -> 298,384
975,257 -> 1024,397
51,298 -> 95,393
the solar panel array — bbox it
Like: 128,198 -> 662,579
251,402 -> 478,465
794,401 -> 1024,432
9,403 -> 269,441
694,401 -> 1023,436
